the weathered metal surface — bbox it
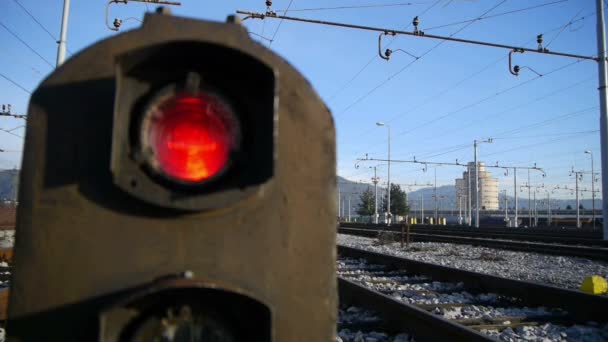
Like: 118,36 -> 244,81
338,227 -> 608,261
338,245 -> 608,324
338,277 -> 492,342
9,12 -> 336,341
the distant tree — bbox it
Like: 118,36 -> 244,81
356,188 -> 375,220
579,204 -> 585,210
566,204 -> 572,210
381,184 -> 410,217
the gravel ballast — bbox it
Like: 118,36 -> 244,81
338,234 -> 608,291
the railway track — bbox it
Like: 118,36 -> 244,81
337,245 -> 608,341
340,223 -> 607,247
338,226 -> 608,261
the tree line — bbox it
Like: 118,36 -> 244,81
356,184 -> 409,220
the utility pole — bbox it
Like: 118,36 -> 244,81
56,0 -> 70,66
371,167 -> 379,224
420,194 -> 424,224
434,167 -> 438,223
513,168 -> 518,227
597,0 -> 608,240
458,195 -> 463,224
468,166 -> 472,227
569,170 -> 584,228
528,170 -> 532,227
338,186 -> 341,221
376,122 -> 391,224
533,190 -> 537,227
546,191 -> 552,226
348,195 -> 351,222
502,190 -> 508,224
585,150 -> 596,229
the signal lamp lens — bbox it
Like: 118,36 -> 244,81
142,92 -> 240,184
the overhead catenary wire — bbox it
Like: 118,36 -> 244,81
237,8 -> 598,62
276,2 -> 430,12
344,10 -> 604,154
0,21 -> 53,67
424,0 -> 569,31
545,7 -> 585,48
334,0 -> 509,116
11,0 -> 74,55
325,0 -> 443,102
0,72 -> 32,94
269,0 -> 295,47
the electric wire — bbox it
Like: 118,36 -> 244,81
277,2 -> 430,12
345,8 -> 602,153
545,7 -> 585,48
269,0 -> 295,47
425,0 -> 568,31
11,0 -> 74,55
376,58 -> 584,152
0,72 -> 32,94
327,0 -> 443,102
0,21 -> 53,67
337,0 -> 508,116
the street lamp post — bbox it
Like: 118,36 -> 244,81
376,122 -> 391,224
585,150 -> 596,229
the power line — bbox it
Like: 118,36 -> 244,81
334,0 -> 509,115
345,9 -> 602,151
326,0 -> 443,102
545,7 -> 585,48
0,72 -> 32,94
0,21 -> 53,67
11,0 -> 60,44
269,0 -> 295,47
425,0 -> 568,31
277,2 -> 430,12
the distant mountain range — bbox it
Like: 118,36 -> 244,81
337,176 -> 602,214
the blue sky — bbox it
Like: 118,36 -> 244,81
0,0 -> 604,200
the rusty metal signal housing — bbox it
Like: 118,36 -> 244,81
9,11 -> 337,342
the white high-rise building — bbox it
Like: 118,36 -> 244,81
455,162 -> 499,210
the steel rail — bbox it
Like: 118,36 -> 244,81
338,277 -> 492,341
339,227 -> 608,260
338,245 -> 608,323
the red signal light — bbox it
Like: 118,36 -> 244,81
141,91 -> 240,184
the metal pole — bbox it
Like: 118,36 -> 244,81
387,126 -> 391,225
468,166 -> 472,226
348,195 -> 351,222
528,169 -> 532,227
421,194 -> 424,224
547,191 -> 551,226
56,0 -> 71,66
458,196 -> 462,225
576,172 -> 581,228
504,191 -> 508,223
338,187 -> 341,221
533,190 -> 537,227
514,168 -> 518,227
373,167 -> 379,224
474,141 -> 479,228
434,167 -> 438,223
596,0 -> 608,240
590,153 -> 596,229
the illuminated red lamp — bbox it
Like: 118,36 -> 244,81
140,91 -> 240,184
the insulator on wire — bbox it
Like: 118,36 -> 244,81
266,0 -> 272,6
113,18 -> 122,29
413,16 -> 423,35
537,34 -> 543,51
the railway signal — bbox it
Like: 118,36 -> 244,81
8,9 -> 337,341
